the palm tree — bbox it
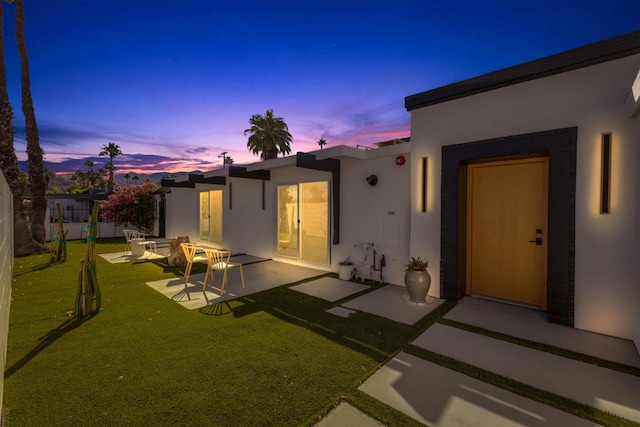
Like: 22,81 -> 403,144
123,173 -> 131,183
0,0 -> 45,255
99,142 -> 122,193
317,138 -> 326,149
244,109 -> 292,160
15,0 -> 47,244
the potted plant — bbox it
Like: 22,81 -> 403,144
337,256 -> 354,280
404,256 -> 431,302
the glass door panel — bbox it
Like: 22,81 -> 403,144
209,190 -> 223,244
200,190 -> 223,244
277,185 -> 298,257
199,191 -> 210,240
300,182 -> 328,264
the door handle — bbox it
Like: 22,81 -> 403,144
528,237 -> 542,245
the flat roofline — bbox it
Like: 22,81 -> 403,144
405,31 -> 640,111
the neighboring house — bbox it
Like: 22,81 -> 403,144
405,31 -> 640,349
44,191 -> 132,241
162,143 -> 412,286
162,31 -> 639,351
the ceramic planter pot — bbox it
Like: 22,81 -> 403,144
404,270 -> 431,302
338,264 -> 353,280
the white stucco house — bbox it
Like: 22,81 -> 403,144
161,141 -> 412,286
161,31 -> 640,351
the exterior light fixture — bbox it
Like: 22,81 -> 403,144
600,133 -> 611,214
421,157 -> 428,213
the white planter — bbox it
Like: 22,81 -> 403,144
338,264 -> 353,281
404,270 -> 431,302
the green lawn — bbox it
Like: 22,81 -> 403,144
3,239 -> 440,426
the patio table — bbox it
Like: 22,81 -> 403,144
130,238 -> 145,257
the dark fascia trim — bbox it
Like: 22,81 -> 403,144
295,152 -> 341,245
190,175 -> 226,185
228,165 -> 270,181
159,173 -> 226,189
405,30 -> 640,111
160,178 -> 193,188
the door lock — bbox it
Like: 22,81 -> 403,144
528,237 -> 543,245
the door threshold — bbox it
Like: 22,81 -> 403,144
469,294 -> 544,311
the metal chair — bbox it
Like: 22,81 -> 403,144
181,243 -> 207,287
203,248 -> 245,293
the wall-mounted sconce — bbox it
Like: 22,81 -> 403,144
421,157 -> 428,212
366,175 -> 378,186
600,133 -> 611,214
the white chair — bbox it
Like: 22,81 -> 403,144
203,248 -> 245,293
122,229 -> 142,256
181,243 -> 207,287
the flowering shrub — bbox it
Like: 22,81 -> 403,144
100,181 -> 157,233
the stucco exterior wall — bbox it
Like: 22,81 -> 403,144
165,186 -> 199,240
635,117 -> 640,353
0,172 -> 13,422
338,152 -> 411,286
163,145 -> 411,285
409,54 -> 640,342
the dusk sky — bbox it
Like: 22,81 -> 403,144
4,0 -> 639,174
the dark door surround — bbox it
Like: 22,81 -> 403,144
441,127 -> 577,326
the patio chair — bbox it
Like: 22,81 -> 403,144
122,229 -> 143,257
181,243 -> 207,287
203,248 -> 245,293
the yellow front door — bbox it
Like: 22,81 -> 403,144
466,157 -> 548,308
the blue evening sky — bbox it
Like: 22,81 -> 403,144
4,0 -> 639,173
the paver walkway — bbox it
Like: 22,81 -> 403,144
319,293 -> 640,426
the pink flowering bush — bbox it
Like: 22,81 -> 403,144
100,181 -> 158,233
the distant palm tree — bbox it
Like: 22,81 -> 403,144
123,173 -> 131,183
317,138 -> 326,149
99,142 -> 122,193
244,109 -> 292,160
132,174 -> 139,183
15,0 -> 47,244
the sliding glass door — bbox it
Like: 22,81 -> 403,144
199,190 -> 223,244
277,182 -> 328,264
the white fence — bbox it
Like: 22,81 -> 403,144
0,173 -> 13,425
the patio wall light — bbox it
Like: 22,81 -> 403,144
600,132 -> 611,214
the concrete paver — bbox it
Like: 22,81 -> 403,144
290,276 -> 369,302
315,402 -> 384,426
445,297 -> 640,367
413,323 -> 640,423
342,285 -> 444,325
359,352 -> 597,426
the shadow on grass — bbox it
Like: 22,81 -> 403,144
199,301 -> 233,316
12,261 -> 53,278
4,317 -> 91,379
219,287 -> 420,363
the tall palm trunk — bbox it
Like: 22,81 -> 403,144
16,0 -> 46,244
0,0 -> 45,256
